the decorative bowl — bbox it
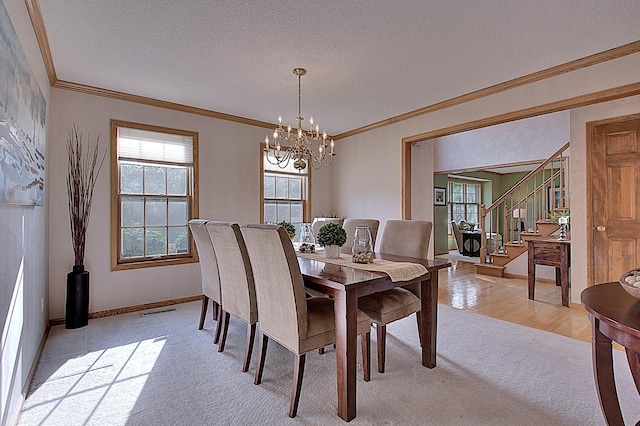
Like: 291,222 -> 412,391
619,269 -> 640,300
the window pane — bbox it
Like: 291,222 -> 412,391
146,228 -> 167,256
277,201 -> 290,222
291,201 -> 303,223
168,226 -> 188,254
146,198 -> 167,226
121,196 -> 144,227
466,184 -> 477,203
121,163 -> 143,194
264,201 -> 276,223
168,198 -> 188,225
121,228 -> 144,258
264,175 -> 275,198
144,166 -> 167,195
167,167 -> 187,196
275,177 -> 288,199
289,177 -> 301,199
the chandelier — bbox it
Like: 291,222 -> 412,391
264,68 -> 335,170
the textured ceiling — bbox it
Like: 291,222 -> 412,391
37,0 -> 640,136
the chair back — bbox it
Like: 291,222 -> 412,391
343,218 -> 380,250
451,220 -> 463,251
379,220 -> 432,258
311,217 -> 342,239
241,224 -> 308,353
188,219 -> 221,304
205,221 -> 257,324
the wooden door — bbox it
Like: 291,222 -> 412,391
590,115 -> 640,285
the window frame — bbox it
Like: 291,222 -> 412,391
260,142 -> 312,227
110,120 -> 199,270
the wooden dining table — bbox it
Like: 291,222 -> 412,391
297,252 -> 451,421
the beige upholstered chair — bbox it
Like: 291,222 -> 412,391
311,217 -> 342,239
451,220 -> 463,252
241,224 -> 371,418
205,221 -> 258,372
343,218 -> 380,251
358,220 -> 432,373
188,220 -> 222,338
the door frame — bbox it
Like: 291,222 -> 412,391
586,112 -> 640,287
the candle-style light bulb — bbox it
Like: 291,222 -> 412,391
265,135 -> 269,148
309,116 -> 314,131
322,131 -> 327,140
330,139 -> 335,155
315,124 -> 319,134
273,129 -> 278,139
278,115 -> 282,124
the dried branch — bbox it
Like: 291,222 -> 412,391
67,123 -> 106,266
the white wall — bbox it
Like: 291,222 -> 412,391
335,52 -> 640,304
47,89 -> 334,320
1,1 -> 50,425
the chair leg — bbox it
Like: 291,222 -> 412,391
242,323 -> 257,372
213,307 -> 223,344
254,334 -> 269,385
361,332 -> 370,382
318,347 -> 325,354
415,311 -> 422,342
212,301 -> 219,321
217,311 -> 231,352
377,324 -> 386,373
198,296 -> 209,330
289,354 -> 306,418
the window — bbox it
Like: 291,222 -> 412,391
448,180 -> 481,232
261,147 -> 311,233
111,120 -> 198,270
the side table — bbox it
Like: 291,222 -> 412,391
461,231 -> 481,257
527,237 -> 571,307
581,282 -> 640,426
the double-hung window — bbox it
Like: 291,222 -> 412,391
261,148 -> 310,233
448,180 -> 481,232
111,120 -> 198,270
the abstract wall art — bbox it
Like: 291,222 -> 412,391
0,1 -> 46,206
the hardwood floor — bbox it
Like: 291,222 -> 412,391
436,258 -> 592,343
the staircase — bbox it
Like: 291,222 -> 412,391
475,142 -> 570,277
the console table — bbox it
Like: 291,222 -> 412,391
527,238 -> 571,307
581,282 -> 640,426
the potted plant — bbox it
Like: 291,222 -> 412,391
65,124 -> 106,329
316,222 -> 347,258
278,220 -> 296,240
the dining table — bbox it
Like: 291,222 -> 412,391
297,250 -> 451,421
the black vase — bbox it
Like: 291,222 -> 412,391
65,264 -> 89,329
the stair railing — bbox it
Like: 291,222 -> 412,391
479,141 -> 570,264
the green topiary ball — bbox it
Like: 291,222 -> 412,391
278,221 -> 296,239
317,222 -> 347,247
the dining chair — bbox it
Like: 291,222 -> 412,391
205,221 -> 258,373
343,218 -> 380,251
357,219 -> 432,373
241,224 -> 371,418
188,220 -> 222,340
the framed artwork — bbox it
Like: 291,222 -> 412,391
434,187 -> 446,206
0,2 -> 46,205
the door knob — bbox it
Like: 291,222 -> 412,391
596,225 -> 606,232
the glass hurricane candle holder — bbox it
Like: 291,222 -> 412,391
352,226 -> 374,264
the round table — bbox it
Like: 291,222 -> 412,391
581,282 -> 640,426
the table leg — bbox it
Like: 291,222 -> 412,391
625,348 -> 640,395
591,317 -> 624,426
560,264 -> 570,307
420,272 -> 438,368
527,249 -> 535,300
334,288 -> 358,421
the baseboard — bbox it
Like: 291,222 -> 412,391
50,295 -> 203,326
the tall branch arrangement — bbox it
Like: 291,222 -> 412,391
66,124 -> 106,266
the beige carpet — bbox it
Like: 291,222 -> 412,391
18,301 -> 640,425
